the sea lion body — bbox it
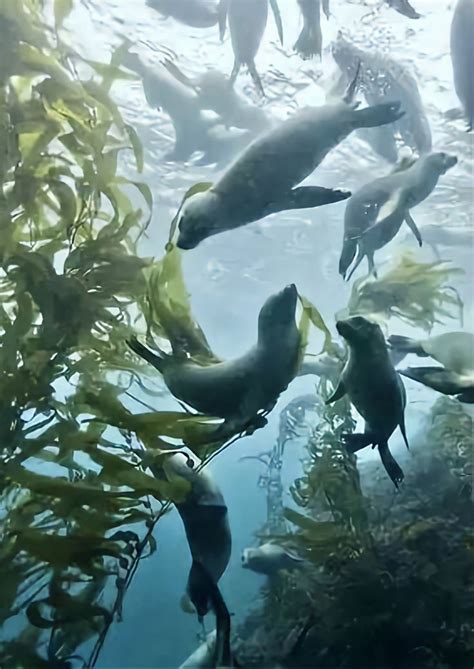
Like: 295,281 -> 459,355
450,0 -> 474,130
147,0 -> 219,27
177,99 -> 403,248
327,317 -> 409,487
129,285 -> 300,432
179,630 -> 217,669
385,0 -> 421,19
123,53 -> 247,165
241,543 -> 303,576
389,332 -> 474,375
340,152 -> 458,279
332,36 -> 431,162
399,367 -> 474,403
165,453 -> 231,617
196,70 -> 270,132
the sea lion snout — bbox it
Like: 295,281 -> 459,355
336,316 -> 382,344
430,152 -> 458,174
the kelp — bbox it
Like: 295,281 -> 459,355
344,253 -> 464,331
0,2 -> 227,666
236,394 -> 474,669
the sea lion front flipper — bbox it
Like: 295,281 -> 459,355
399,366 -> 467,396
378,442 -> 404,488
366,249 -> 377,277
127,336 -> 166,372
162,59 -> 196,91
265,186 -> 351,216
247,60 -> 265,97
404,211 -> 422,247
269,0 -> 284,45
326,378 -> 346,404
322,0 -> 331,19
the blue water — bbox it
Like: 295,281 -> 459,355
58,1 -> 474,666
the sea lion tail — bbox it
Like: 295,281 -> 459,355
354,101 -> 405,129
388,335 -> 426,356
127,336 -> 166,372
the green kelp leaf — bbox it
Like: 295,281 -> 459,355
167,182 -> 213,247
54,0 -> 73,30
27,592 -> 111,630
298,294 -> 333,359
125,124 -> 144,173
87,447 -> 190,501
13,528 -> 123,569
345,253 -> 464,331
144,246 -> 220,363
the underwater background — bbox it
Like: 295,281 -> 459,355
0,0 -> 472,668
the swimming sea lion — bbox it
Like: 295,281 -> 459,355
327,316 -> 409,488
340,152 -> 458,280
332,35 -> 431,163
398,367 -> 474,404
219,0 -> 276,95
385,0 -> 421,19
294,0 -> 323,60
147,0 -> 219,28
163,61 -> 271,133
388,332 -> 474,375
179,630 -> 217,669
164,453 -> 232,618
128,284 -> 301,435
177,90 -> 404,249
450,0 -> 474,131
241,543 -> 304,576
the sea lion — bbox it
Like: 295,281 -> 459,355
163,61 -> 271,133
340,152 -> 458,280
147,0 -> 219,28
176,90 -> 404,249
385,0 -> 421,19
241,543 -> 304,576
294,0 -> 323,60
128,284 -> 301,435
179,630 -> 217,669
164,453 -> 232,618
327,316 -> 409,488
122,52 -> 249,165
332,34 -> 431,163
388,332 -> 474,375
399,367 -> 474,404
450,0 -> 474,131
219,0 -> 271,95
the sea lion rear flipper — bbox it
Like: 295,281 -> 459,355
218,0 -> 229,41
247,60 -> 265,97
345,245 -> 366,282
366,250 -> 376,277
339,238 -> 358,279
265,186 -> 351,216
378,442 -> 404,488
342,431 -> 374,453
269,0 -> 284,45
399,415 -> 410,451
322,0 -> 331,19
388,335 -> 426,356
404,211 -> 422,247
326,378 -> 346,404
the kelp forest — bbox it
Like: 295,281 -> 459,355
0,2 -> 473,669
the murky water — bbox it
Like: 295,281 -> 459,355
57,1 -> 474,666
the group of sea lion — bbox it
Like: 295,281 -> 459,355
125,2 -> 473,667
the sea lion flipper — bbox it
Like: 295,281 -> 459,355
345,245 -> 365,282
326,378 -> 346,404
247,60 -> 265,97
269,0 -> 284,46
218,0 -> 229,41
266,186 -> 351,216
127,336 -> 166,372
342,431 -> 374,453
378,442 -> 404,488
399,415 -> 410,451
404,211 -> 422,247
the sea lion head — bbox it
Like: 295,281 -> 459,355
177,190 -> 221,250
425,152 -> 457,175
258,284 -> 298,343
336,316 -> 385,351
